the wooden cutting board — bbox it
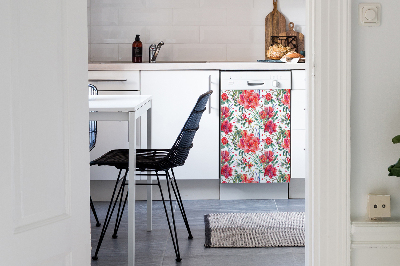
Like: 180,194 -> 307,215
280,22 -> 304,52
265,0 -> 286,59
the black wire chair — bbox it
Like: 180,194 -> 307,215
90,90 -> 213,262
89,84 -> 101,227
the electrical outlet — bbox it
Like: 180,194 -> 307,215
368,194 -> 391,219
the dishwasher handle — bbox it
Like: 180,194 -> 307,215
247,81 -> 265,86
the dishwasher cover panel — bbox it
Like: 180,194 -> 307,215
220,89 -> 290,183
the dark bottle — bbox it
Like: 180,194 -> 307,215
132,35 -> 142,63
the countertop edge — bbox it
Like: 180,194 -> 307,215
88,62 -> 307,71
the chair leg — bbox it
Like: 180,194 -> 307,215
112,178 -> 128,239
92,169 -> 128,261
156,171 -> 182,262
90,196 -> 101,227
168,169 -> 193,239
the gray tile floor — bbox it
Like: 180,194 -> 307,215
91,199 -> 305,266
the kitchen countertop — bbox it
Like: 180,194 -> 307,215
89,62 -> 307,71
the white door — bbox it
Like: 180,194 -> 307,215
0,0 -> 90,265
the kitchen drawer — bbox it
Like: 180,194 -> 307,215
292,70 -> 306,90
88,71 -> 140,91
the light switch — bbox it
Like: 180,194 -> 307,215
359,3 -> 381,26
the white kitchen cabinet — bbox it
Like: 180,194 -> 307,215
88,71 -> 141,180
291,70 -> 306,179
141,70 -> 220,180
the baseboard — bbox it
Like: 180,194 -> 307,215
220,183 -> 289,200
90,179 -> 220,201
289,178 -> 305,198
90,179 -> 305,201
351,220 -> 400,266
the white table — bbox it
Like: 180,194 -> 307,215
89,94 -> 152,266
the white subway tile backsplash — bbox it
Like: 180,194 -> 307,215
91,0 -> 146,8
224,0 -> 253,8
91,44 -> 119,61
87,8 -> 91,26
118,44 -> 132,61
172,44 -> 226,61
200,26 -> 252,44
87,0 -> 305,62
227,8 -> 266,26
252,26 -> 265,44
173,8 -> 226,26
88,43 -> 91,62
200,0 -> 252,9
146,0 -> 199,9
147,26 -> 199,44
91,7 -> 118,26
200,26 -> 265,44
291,23 -> 306,35
199,0 -> 228,8
119,8 -> 173,26
91,26 -> 146,43
227,43 -> 264,61
279,1 -> 306,25
253,0 -> 271,9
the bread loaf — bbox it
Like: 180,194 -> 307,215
283,52 -> 304,59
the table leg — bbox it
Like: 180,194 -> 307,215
147,105 -> 153,232
128,112 -> 136,266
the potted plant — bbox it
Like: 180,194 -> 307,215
388,135 -> 400,176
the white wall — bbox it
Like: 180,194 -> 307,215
351,0 -> 400,220
351,1 -> 400,264
87,0 -> 305,62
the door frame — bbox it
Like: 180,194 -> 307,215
306,0 -> 351,265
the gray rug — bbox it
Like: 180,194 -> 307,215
204,212 -> 305,248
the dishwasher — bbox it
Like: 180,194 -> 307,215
220,71 -> 291,184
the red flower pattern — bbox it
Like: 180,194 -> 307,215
238,90 -> 260,109
264,120 -> 277,134
260,151 -> 274,163
282,92 -> 290,107
221,106 -> 230,119
241,174 -> 257,183
282,137 -> 290,150
220,89 -> 290,183
264,164 -> 277,178
221,120 -> 233,135
237,130 -> 260,153
221,150 -> 230,163
259,107 -> 274,120
221,164 -> 233,178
